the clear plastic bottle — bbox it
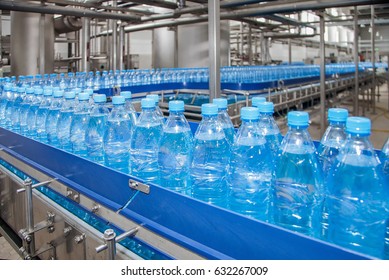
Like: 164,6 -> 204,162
121,91 -> 138,126
104,96 -> 132,173
326,117 -> 389,259
70,92 -> 91,157
189,103 -> 231,207
257,101 -> 282,158
158,100 -> 193,193
251,96 -> 266,108
272,111 -> 324,236
35,87 -> 53,143
4,86 -> 18,129
19,87 -> 35,135
130,98 -> 163,184
10,86 -> 25,132
227,107 -> 273,221
46,90 -> 64,147
317,108 -> 348,175
382,137 -> 389,184
147,94 -> 164,123
85,94 -> 109,164
0,84 -> 12,127
57,90 -> 77,151
26,87 -> 44,138
213,98 -> 235,145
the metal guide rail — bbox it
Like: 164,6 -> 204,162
0,126 -> 374,260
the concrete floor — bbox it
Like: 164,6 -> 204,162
0,83 -> 388,260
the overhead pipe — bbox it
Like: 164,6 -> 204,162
54,15 -> 82,34
0,0 -> 141,22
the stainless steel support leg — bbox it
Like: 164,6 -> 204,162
371,5 -> 376,114
353,6 -> 359,116
319,12 -> 326,136
208,0 -> 221,102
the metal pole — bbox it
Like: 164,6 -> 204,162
39,14 -> 45,74
288,38 -> 292,64
103,229 -> 116,260
371,5 -> 376,114
174,27 -> 178,68
387,55 -> 389,111
248,26 -> 253,65
118,22 -> 124,71
208,0 -> 221,101
353,6 -> 359,115
127,32 -> 130,68
319,12 -> 326,136
81,17 -> 90,72
24,179 -> 35,255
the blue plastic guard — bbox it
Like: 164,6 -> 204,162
0,127 -> 371,260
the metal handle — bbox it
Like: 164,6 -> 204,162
96,227 -> 139,258
17,178 -> 57,193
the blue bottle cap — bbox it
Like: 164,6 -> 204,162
252,96 -> 266,107
169,100 -> 184,112
35,74 -> 42,79
89,71 -> 94,75
53,90 -> 63,98
213,98 -> 228,109
93,94 -> 106,103
258,101 -> 274,113
346,117 -> 371,135
35,88 -> 43,95
288,111 -> 309,127
68,72 -> 74,77
201,103 -> 218,115
50,73 -> 57,78
112,95 -> 125,105
328,108 -> 348,122
43,87 -> 53,96
17,87 -> 26,93
121,91 -> 132,100
241,107 -> 259,120
141,98 -> 155,108
26,87 -> 35,94
12,86 -> 18,92
74,88 -> 82,94
64,91 -> 76,99
78,92 -> 89,101
148,94 -> 159,104
3,84 -> 12,91
84,89 -> 94,96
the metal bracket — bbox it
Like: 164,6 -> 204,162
95,227 -> 139,260
129,179 -> 150,194
66,188 -> 80,203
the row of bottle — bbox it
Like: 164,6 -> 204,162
2,62 -> 384,93
1,82 -> 389,259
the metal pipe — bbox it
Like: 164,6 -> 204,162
288,38 -> 292,64
208,0 -> 221,101
24,179 -> 35,255
319,12 -> 326,136
81,17 -> 90,72
353,6 -> 359,115
371,5 -> 376,114
0,0 -> 141,22
118,23 -> 124,71
39,13 -> 45,75
112,0 -> 118,71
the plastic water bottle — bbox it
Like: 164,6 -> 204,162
382,137 -> 389,183
19,87 -> 35,135
272,111 -> 324,236
251,96 -> 266,108
257,101 -> 282,158
46,90 -> 64,146
317,108 -> 348,175
57,90 -> 77,151
35,87 -> 53,143
0,84 -> 11,127
121,91 -> 138,126
213,98 -> 235,145
70,92 -> 91,157
104,96 -> 132,173
4,86 -> 17,129
26,88 -> 44,138
189,103 -> 231,207
148,94 -> 164,123
85,94 -> 109,164
227,107 -> 273,221
158,100 -> 193,193
326,117 -> 389,259
10,87 -> 25,132
130,98 -> 163,184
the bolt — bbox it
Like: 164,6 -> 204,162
47,226 -> 55,234
74,234 -> 85,244
63,226 -> 72,237
104,229 -> 116,241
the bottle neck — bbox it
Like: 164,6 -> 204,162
328,120 -> 346,128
